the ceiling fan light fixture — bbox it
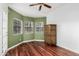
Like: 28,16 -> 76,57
29,3 -> 52,11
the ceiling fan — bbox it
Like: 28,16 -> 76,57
29,3 -> 52,11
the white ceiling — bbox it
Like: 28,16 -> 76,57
8,3 -> 65,17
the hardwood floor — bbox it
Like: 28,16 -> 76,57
5,41 -> 79,56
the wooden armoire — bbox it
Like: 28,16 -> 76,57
44,24 -> 56,45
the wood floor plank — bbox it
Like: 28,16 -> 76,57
32,41 -> 79,56
26,43 -> 41,56
31,42 -> 62,56
30,42 -> 53,56
5,41 -> 79,56
31,42 -> 67,56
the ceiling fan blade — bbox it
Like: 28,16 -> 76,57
43,4 -> 52,8
39,5 -> 42,11
29,3 -> 41,6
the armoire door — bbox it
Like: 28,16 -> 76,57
44,24 -> 57,45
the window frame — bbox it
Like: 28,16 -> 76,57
35,22 -> 44,32
12,18 -> 23,35
24,21 -> 33,34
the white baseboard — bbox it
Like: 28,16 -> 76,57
57,44 -> 79,54
1,39 -> 44,56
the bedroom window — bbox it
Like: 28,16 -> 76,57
35,22 -> 44,32
24,21 -> 33,33
13,18 -> 22,35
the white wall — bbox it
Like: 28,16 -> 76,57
47,3 -> 79,53
0,12 -> 3,54
0,3 -> 8,55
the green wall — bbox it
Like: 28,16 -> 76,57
8,7 -> 46,48
34,17 -> 46,40
23,16 -> 34,40
23,16 -> 46,40
8,8 -> 23,48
